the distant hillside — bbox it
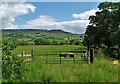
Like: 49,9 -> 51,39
2,29 -> 80,34
2,29 -> 84,45
2,29 -> 74,34
2,29 -> 71,33
2,29 -> 81,39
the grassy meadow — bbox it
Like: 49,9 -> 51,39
2,30 -> 119,83
12,45 -> 119,82
14,45 -> 86,54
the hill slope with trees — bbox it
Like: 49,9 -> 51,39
2,29 -> 84,45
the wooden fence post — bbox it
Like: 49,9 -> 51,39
21,51 -> 24,57
46,51 -> 47,64
31,50 -> 34,60
89,48 -> 94,63
60,51 -> 61,64
73,56 -> 75,64
60,57 -> 61,64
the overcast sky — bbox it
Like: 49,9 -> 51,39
0,1 -> 119,34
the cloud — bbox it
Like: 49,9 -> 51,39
1,2 -> 98,34
61,20 -> 89,34
25,15 -> 89,34
25,8 -> 99,34
0,2 -> 36,29
25,15 -> 61,30
73,9 -> 99,20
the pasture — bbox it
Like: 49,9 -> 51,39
14,45 -> 85,54
14,45 -> 86,64
13,45 -> 119,82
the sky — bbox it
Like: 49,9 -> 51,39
0,1 -> 118,34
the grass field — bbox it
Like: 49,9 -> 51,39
13,45 -> 119,82
14,45 -> 86,55
14,45 -> 87,64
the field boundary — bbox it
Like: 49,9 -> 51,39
18,50 -> 88,64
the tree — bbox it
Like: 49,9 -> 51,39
34,38 -> 51,45
84,2 -> 120,58
52,40 -> 58,45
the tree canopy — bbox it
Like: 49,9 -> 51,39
84,2 -> 120,58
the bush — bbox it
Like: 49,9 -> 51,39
103,48 -> 118,58
2,38 -> 25,82
2,54 -> 24,82
34,38 -> 51,45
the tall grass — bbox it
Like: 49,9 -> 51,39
22,52 -> 118,82
14,45 -> 118,82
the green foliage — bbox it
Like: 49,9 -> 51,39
84,1 -> 120,58
2,29 -> 83,46
2,55 -> 24,81
17,40 -> 29,45
2,38 -> 17,51
34,38 -> 51,45
69,39 -> 81,45
51,40 -> 58,45
2,38 -> 24,82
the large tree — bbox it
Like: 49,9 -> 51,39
84,2 -> 120,58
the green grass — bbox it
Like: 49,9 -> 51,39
22,57 -> 118,82
13,45 -> 86,55
13,45 -> 118,82
14,45 -> 86,64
